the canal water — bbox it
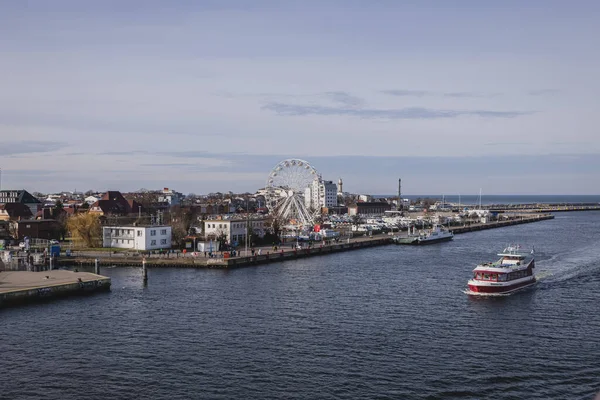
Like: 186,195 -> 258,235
1,211 -> 599,399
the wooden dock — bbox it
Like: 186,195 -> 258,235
0,270 -> 111,309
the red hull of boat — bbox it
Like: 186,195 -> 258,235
468,278 -> 536,294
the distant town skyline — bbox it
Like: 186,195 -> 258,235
1,1 -> 599,194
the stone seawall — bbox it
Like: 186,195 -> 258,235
0,271 -> 111,309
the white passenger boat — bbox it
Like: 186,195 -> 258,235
467,245 -> 535,295
414,224 -> 454,245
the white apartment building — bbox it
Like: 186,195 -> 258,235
158,187 -> 184,206
102,225 -> 172,250
203,218 -> 266,246
305,179 -> 338,210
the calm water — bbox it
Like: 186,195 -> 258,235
378,194 -> 600,205
2,211 -> 600,399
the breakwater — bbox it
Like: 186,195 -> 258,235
449,213 -> 554,234
0,270 -> 111,309
58,214 -> 554,269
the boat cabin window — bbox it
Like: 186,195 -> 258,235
498,274 -> 507,282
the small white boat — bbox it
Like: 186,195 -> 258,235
414,224 -> 454,245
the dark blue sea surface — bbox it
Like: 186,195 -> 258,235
2,212 -> 600,399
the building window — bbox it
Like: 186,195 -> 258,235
160,229 -> 167,235
137,230 -> 142,237
151,240 -> 156,245
150,230 -> 156,236
160,239 -> 167,245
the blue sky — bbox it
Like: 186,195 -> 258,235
1,0 -> 599,195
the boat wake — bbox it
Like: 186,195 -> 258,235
537,242 -> 600,287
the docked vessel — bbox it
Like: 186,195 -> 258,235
467,245 -> 535,295
414,224 -> 454,245
393,224 -> 454,245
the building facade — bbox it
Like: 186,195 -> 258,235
158,187 -> 184,206
102,225 -> 172,250
0,190 -> 41,216
348,202 -> 392,216
16,220 -> 61,240
305,179 -> 338,210
203,218 -> 266,246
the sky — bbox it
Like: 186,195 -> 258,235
1,0 -> 599,195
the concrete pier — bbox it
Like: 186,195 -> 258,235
56,213 -> 554,270
0,270 -> 111,309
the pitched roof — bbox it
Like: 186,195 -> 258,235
0,202 -> 34,219
92,191 -> 133,214
0,189 -> 41,204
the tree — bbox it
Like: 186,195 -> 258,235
67,213 -> 102,248
8,221 -> 18,240
168,206 -> 200,247
215,227 -> 228,250
52,200 -> 64,218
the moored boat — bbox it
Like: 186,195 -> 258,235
393,224 -> 454,245
467,245 -> 535,295
414,224 -> 454,245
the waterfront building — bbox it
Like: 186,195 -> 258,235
102,225 -> 172,250
304,179 -> 338,210
0,190 -> 42,216
203,217 -> 266,246
16,219 -> 61,241
348,202 -> 392,216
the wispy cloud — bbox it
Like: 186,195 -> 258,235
443,92 -> 500,98
0,141 -> 66,156
323,91 -> 364,107
383,90 -> 500,98
528,89 -> 561,96
263,103 -> 531,119
485,141 -> 534,146
139,163 -> 197,167
381,89 -> 431,97
96,150 -> 151,156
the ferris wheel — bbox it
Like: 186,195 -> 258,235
265,159 -> 320,226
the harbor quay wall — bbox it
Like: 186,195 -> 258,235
0,273 -> 111,309
58,214 -> 554,269
448,213 -> 554,234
